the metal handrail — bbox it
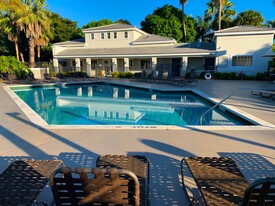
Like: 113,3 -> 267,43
199,88 -> 249,125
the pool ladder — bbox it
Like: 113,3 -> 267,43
199,88 -> 250,125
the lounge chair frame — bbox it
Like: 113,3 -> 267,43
96,155 -> 150,206
50,167 -> 141,206
181,157 -> 275,206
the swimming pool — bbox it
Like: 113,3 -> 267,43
11,82 -> 253,127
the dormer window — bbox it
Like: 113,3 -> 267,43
91,33 -> 94,40
124,32 -> 128,38
107,32 -> 111,39
101,32 -> 104,39
114,32 -> 117,39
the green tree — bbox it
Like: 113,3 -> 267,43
141,5 -> 197,43
266,20 -> 275,28
205,0 -> 235,31
50,13 -> 83,43
17,0 -> 50,67
0,0 -> 26,60
179,0 -> 188,42
82,19 -> 113,29
234,10 -> 264,26
115,19 -> 131,25
195,16 -> 210,42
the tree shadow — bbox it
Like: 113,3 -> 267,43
132,139 -> 196,206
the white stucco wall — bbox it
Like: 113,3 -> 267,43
84,29 -> 143,48
216,34 -> 274,75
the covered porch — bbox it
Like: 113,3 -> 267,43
53,56 -> 217,78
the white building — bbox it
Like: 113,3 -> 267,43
52,24 -> 275,77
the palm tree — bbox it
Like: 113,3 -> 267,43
0,11 -> 21,60
217,0 -> 225,30
179,0 -> 188,42
17,0 -> 50,68
205,0 -> 235,31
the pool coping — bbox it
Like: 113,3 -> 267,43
3,81 -> 275,131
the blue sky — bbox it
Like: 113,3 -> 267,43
47,0 -> 274,28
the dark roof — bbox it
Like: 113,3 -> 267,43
55,43 -> 216,57
216,26 -> 275,34
82,24 -> 136,32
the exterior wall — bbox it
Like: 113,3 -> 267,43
84,29 -> 143,48
216,34 -> 274,75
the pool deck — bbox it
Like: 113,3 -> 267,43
0,79 -> 275,205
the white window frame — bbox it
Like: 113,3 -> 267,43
231,55 -> 253,67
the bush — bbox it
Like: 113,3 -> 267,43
212,72 -> 262,80
111,71 -> 133,78
0,56 -> 31,79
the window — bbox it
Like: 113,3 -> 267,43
114,32 -> 117,39
124,31 -> 128,38
91,33 -> 94,40
101,32 -> 104,39
107,32 -> 111,39
232,56 -> 253,66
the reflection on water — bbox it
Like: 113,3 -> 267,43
13,83 -> 245,126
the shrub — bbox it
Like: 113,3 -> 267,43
111,71 -> 133,78
0,56 -> 31,79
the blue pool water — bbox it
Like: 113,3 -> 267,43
12,83 -> 250,126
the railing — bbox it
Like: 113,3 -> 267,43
199,88 -> 251,125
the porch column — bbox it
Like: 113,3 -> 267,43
86,58 -> 91,77
181,57 -> 188,77
75,58 -> 81,72
151,57 -> 157,77
112,58 -> 118,72
53,58 -> 59,73
124,58 -> 129,72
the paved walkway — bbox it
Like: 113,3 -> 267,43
0,79 -> 274,205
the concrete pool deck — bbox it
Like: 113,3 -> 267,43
0,79 -> 275,205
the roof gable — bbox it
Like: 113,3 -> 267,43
215,26 -> 275,36
83,23 -> 136,32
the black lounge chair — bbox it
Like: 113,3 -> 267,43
0,159 -> 64,205
96,154 -> 150,206
181,157 -> 275,206
50,167 -> 141,206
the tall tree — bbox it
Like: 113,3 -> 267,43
0,0 -> 26,60
179,0 -> 188,42
115,19 -> 131,25
141,4 -> 197,43
17,0 -> 50,67
217,0 -> 225,30
82,19 -> 113,29
266,20 -> 275,28
50,13 -> 83,43
205,0 -> 235,31
234,10 -> 264,26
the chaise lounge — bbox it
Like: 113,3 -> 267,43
181,157 -> 275,206
50,155 -> 150,206
0,159 -> 64,205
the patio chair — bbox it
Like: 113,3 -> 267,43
50,167 -> 141,206
96,154 -> 150,206
0,159 -> 64,206
181,157 -> 275,206
251,90 -> 275,100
